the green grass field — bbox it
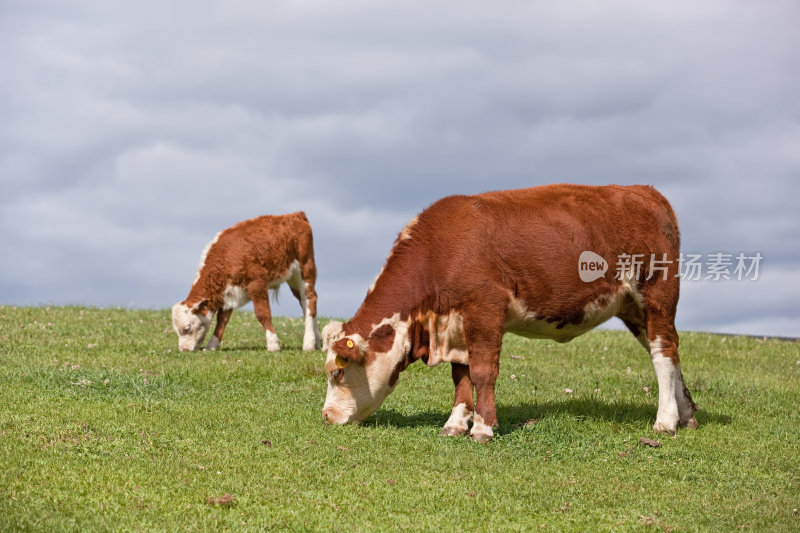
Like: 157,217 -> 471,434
1,306 -> 798,531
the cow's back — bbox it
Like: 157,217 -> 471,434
411,184 -> 676,269
194,212 -> 313,293
403,184 -> 680,334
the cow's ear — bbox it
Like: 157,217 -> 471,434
322,320 -> 343,351
332,337 -> 367,366
191,299 -> 209,314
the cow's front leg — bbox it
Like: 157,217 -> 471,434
206,308 -> 233,350
441,363 -> 474,436
463,312 -> 504,442
467,347 -> 501,442
250,282 -> 280,352
470,367 -> 499,442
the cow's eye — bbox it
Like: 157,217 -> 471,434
183,325 -> 192,333
332,368 -> 344,381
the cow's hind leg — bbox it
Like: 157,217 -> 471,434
295,227 -> 321,350
206,308 -> 233,350
675,364 -> 698,429
287,260 -> 320,351
619,295 -> 697,433
646,314 -> 697,434
441,363 -> 474,437
250,281 -> 280,352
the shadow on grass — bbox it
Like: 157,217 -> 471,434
365,398 -> 730,437
495,399 -> 730,436
213,342 -> 321,354
364,409 -> 445,430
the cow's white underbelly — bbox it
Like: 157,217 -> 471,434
268,259 -> 301,290
504,292 -> 626,343
417,288 -> 631,367
220,260 -> 303,311
222,285 -> 250,310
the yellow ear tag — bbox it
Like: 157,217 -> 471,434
335,355 -> 348,368
346,339 -> 355,349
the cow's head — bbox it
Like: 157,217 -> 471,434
321,316 -> 410,424
171,299 -> 212,352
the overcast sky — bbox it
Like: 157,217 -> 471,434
1,1 -> 798,337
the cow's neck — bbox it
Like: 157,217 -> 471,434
345,251 -> 429,337
184,273 -> 224,313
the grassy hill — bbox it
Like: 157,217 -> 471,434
1,306 -> 798,531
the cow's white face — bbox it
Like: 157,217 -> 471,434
321,316 -> 409,424
171,300 -> 212,352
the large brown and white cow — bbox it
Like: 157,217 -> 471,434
321,184 -> 697,442
172,212 -> 320,352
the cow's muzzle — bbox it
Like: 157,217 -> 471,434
322,406 -> 357,425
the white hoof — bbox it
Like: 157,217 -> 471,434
303,316 -> 320,351
471,431 -> 493,443
206,335 -> 220,350
469,413 -> 494,443
302,334 -> 318,351
266,331 -> 280,352
653,420 -> 677,436
441,403 -> 472,437
440,425 -> 469,437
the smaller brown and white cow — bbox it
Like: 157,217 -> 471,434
172,212 -> 320,352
